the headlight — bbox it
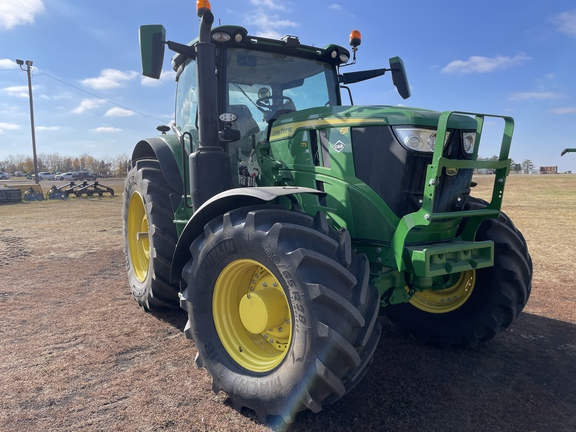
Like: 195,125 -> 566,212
462,132 -> 476,154
212,31 -> 231,43
394,127 -> 451,153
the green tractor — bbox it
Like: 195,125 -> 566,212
123,0 -> 532,423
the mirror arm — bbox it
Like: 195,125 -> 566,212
166,41 -> 196,59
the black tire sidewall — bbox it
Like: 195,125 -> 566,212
187,225 -> 316,406
122,160 -> 179,309
123,170 -> 154,303
384,213 -> 531,345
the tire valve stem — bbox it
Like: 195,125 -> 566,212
238,346 -> 243,352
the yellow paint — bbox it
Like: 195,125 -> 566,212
270,117 -> 386,141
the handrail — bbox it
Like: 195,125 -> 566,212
391,110 -> 514,271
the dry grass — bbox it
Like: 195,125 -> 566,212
0,175 -> 575,432
473,174 -> 576,322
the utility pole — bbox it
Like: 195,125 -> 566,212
16,59 -> 39,184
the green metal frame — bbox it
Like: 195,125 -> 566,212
391,111 -> 514,275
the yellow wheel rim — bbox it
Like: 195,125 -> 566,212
213,259 -> 292,372
409,270 -> 476,313
127,192 -> 150,283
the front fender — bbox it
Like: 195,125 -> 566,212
131,136 -> 184,196
170,186 -> 324,283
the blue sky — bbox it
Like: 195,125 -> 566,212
1,0 -> 575,171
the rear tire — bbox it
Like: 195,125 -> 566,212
181,207 -> 381,422
122,159 -> 179,310
384,199 -> 532,347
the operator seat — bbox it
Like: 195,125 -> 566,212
226,105 -> 260,186
227,104 -> 260,157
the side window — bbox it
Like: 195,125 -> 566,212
287,68 -> 334,110
175,59 -> 198,150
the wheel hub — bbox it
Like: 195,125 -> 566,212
239,288 -> 288,334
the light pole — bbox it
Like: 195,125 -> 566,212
16,59 -> 39,184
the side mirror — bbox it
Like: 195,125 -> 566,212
389,56 -> 411,100
139,25 -> 166,79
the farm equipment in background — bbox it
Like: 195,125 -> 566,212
46,184 -> 70,200
0,187 -> 22,204
5,184 -> 44,201
46,181 -> 115,199
122,0 -> 532,423
561,148 -> 575,156
23,187 -> 44,201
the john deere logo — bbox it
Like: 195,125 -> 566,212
332,140 -> 346,153
446,167 -> 459,176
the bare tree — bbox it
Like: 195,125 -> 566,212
521,159 -> 534,174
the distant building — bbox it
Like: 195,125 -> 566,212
539,166 -> 558,174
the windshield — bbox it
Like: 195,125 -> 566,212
225,48 -> 339,130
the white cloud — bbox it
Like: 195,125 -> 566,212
551,107 -> 576,114
245,10 -> 299,39
0,58 -> 17,69
0,0 -> 45,30
36,126 -> 60,131
508,92 -> 567,101
1,85 -> 30,98
39,93 -> 72,101
329,4 -> 343,11
141,69 -> 176,87
72,98 -> 106,114
441,53 -> 531,74
551,10 -> 576,36
0,122 -> 20,133
91,126 -> 122,133
81,69 -> 138,90
105,107 -> 134,117
249,0 -> 290,11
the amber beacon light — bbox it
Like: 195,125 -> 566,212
349,30 -> 362,48
197,0 -> 211,16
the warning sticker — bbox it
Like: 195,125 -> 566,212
332,140 -> 346,153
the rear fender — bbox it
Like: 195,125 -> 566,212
170,186 -> 324,283
131,137 -> 184,196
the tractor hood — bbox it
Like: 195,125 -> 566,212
269,105 -> 478,142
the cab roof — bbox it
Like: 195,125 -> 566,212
171,25 -> 351,72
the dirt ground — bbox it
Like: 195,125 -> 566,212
0,176 -> 575,432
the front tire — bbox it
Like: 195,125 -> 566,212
384,200 -> 532,347
122,159 -> 179,310
181,207 -> 381,422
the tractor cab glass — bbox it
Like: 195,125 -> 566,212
175,58 -> 199,151
223,48 -> 339,186
225,48 -> 339,132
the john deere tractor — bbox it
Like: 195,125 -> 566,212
123,0 -> 532,422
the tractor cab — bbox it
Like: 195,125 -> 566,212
141,22 -> 409,189
165,27 -> 347,187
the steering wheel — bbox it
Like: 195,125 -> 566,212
255,95 -> 294,112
